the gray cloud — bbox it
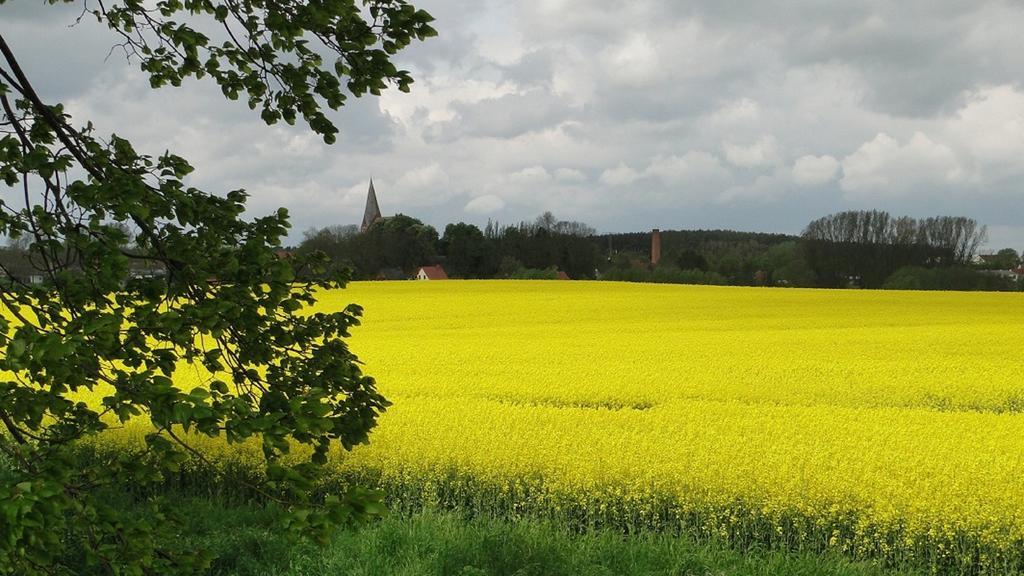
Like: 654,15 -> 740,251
3,0 -> 1024,247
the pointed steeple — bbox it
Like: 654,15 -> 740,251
360,178 -> 382,232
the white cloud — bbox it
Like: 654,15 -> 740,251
791,155 -> 840,186
378,76 -> 517,127
474,3 -> 526,66
707,98 -> 761,125
396,163 -> 451,191
719,169 -> 795,203
550,45 -> 598,106
599,162 -> 642,186
840,132 -> 967,196
645,151 -> 731,185
944,85 -> 1024,169
507,165 -> 553,185
464,194 -> 506,214
602,32 -> 659,87
723,135 -> 782,168
554,168 -> 587,183
390,164 -> 457,208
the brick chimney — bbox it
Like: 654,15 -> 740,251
651,229 -> 662,266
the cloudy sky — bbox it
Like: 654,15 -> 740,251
4,1 -> 1024,247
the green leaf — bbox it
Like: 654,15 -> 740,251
0,0 -> 433,570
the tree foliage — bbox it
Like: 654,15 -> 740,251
297,212 -> 600,280
487,216 -> 599,279
440,222 -> 492,279
802,210 -> 987,288
0,1 -> 434,574
597,229 -> 796,285
95,0 -> 436,143
882,266 -> 1017,292
298,214 -> 439,279
977,248 -> 1021,270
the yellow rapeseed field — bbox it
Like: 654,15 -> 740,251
95,281 -> 1024,572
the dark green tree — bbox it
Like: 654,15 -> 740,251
991,248 -> 1020,270
761,241 -> 816,287
351,213 -> 438,275
441,222 -> 493,278
801,211 -> 986,288
674,249 -> 708,272
0,1 -> 435,574
297,224 -> 360,277
490,214 -> 599,280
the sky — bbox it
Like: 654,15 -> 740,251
4,1 -> 1024,248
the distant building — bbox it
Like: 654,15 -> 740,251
360,178 -> 383,232
556,270 -> 570,280
983,267 -> 1024,281
415,265 -> 448,280
973,253 -> 999,265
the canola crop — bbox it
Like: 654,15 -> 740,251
95,281 -> 1024,572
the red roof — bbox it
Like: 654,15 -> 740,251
417,265 -> 448,280
556,270 -> 570,280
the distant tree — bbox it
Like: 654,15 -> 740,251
991,248 -> 1021,270
534,211 -> 558,232
712,253 -> 744,280
553,219 -> 596,237
595,229 -> 794,286
483,218 -> 503,239
489,213 -> 599,279
916,216 -> 987,264
301,216 -> 440,279
882,267 -> 925,290
509,265 -> 560,280
300,224 -> 359,256
802,211 -> 987,288
883,266 -> 1016,291
497,256 -> 523,278
441,222 -> 495,278
355,214 -> 438,274
296,225 -> 359,277
603,264 -> 727,286
761,241 -> 816,287
306,224 -> 360,243
675,249 -> 709,271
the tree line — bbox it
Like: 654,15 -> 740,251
296,211 -> 601,280
8,208 -> 1008,292
288,209 -> 1019,292
801,211 -> 989,288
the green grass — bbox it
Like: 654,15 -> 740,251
3,451 -> 920,575
154,495 -> 914,576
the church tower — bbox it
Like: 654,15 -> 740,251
360,178 -> 382,232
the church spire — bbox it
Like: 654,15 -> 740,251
360,178 -> 382,232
